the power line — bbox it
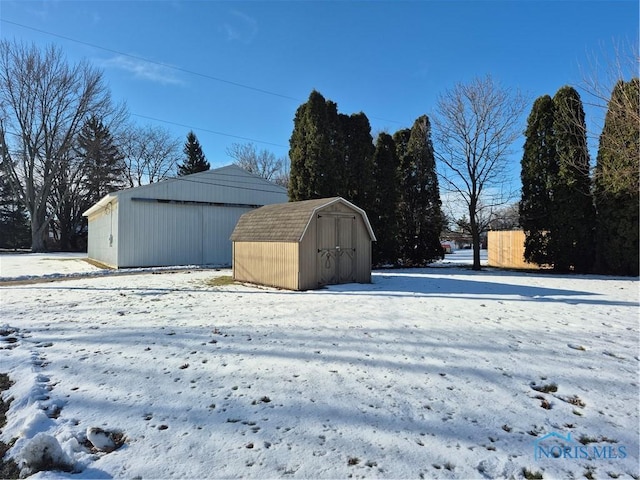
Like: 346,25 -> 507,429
131,113 -> 289,148
0,19 -> 300,102
1,18 -> 405,126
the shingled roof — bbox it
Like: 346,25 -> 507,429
230,197 -> 375,242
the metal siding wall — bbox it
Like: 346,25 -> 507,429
119,200 -> 202,267
233,242 -> 300,290
86,202 -> 118,268
110,167 -> 287,268
117,201 -> 266,268
202,207 -> 254,266
116,166 -> 288,206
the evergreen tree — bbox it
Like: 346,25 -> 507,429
53,116 -> 126,250
370,132 -> 400,265
339,112 -> 375,211
178,131 -> 210,176
78,116 -> 126,206
520,95 -> 557,266
550,86 -> 595,273
289,90 -> 342,201
395,116 -> 443,265
0,166 -> 30,249
393,128 -> 411,262
594,78 -> 639,275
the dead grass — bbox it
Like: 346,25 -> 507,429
0,373 -> 19,479
205,276 -> 236,287
557,395 -> 586,407
530,382 -> 558,393
523,468 -> 544,479
83,258 -> 113,269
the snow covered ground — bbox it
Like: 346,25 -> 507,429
0,251 -> 638,479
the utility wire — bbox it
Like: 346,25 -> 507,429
131,113 -> 289,148
1,18 -> 404,126
0,19 -> 300,102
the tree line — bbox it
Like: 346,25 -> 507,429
1,39 -> 636,276
520,80 -> 639,276
289,90 -> 444,267
290,76 -> 528,271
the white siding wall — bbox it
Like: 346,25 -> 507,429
86,201 -> 118,268
86,165 -> 288,268
118,201 -> 202,267
202,206 -> 255,265
118,201 -> 254,268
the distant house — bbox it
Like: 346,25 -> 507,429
83,165 -> 288,268
231,197 -> 376,290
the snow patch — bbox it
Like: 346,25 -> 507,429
19,432 -> 74,475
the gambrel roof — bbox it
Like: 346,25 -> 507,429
230,197 -> 376,243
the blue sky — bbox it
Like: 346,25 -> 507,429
1,0 -> 638,184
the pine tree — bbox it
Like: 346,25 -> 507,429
54,116 -> 124,251
0,167 -> 30,249
550,86 -> 595,273
78,117 -> 126,206
178,131 -> 210,176
594,78 -> 639,275
371,132 -> 400,265
395,116 -> 443,266
289,90 -> 342,201
520,95 -> 557,266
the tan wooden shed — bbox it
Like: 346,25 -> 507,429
230,197 -> 376,290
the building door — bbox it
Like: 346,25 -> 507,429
317,214 -> 356,286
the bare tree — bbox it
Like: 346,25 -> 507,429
579,39 -> 639,188
457,202 -> 520,234
487,203 -> 520,231
118,124 -> 181,187
433,75 -> 528,270
580,39 -> 639,124
226,142 -> 289,186
0,40 -> 113,252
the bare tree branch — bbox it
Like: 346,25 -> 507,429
226,142 -> 288,185
0,40 -> 114,251
433,75 -> 528,269
118,124 -> 180,187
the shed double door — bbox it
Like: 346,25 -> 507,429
317,213 -> 356,286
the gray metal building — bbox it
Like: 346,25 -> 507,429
83,165 -> 288,268
231,197 -> 376,290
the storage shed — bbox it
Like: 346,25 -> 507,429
83,165 -> 288,268
231,197 -> 376,290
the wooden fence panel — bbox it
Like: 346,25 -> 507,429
487,230 -> 541,269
